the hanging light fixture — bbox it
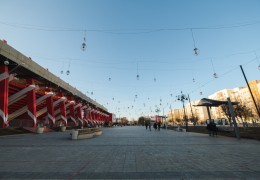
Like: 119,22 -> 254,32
193,48 -> 200,56
60,62 -> 65,74
81,30 -> 87,51
254,51 -> 260,70
66,62 -> 70,75
193,78 -> 195,83
154,77 -> 156,82
136,62 -> 140,80
190,29 -> 200,56
108,77 -> 111,81
211,59 -> 218,78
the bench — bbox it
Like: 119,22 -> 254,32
71,128 -> 103,140
71,129 -> 94,140
217,126 -> 234,132
91,128 -> 102,136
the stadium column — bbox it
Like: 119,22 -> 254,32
83,106 -> 88,125
98,111 -> 101,124
0,65 -> 9,128
26,78 -> 37,128
89,108 -> 93,121
69,103 -> 77,127
75,101 -> 83,127
46,95 -> 55,127
59,95 -> 67,126
93,108 -> 97,121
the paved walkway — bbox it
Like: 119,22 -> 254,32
0,126 -> 259,179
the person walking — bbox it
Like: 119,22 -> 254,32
212,122 -> 218,136
145,121 -> 148,130
206,121 -> 212,136
148,120 -> 151,131
153,122 -> 157,130
158,121 -> 161,131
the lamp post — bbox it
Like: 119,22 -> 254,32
170,105 -> 174,126
188,94 -> 195,125
177,91 -> 188,131
155,107 -> 160,123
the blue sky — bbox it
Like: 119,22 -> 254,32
0,0 -> 260,120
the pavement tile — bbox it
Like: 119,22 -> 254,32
0,126 -> 260,179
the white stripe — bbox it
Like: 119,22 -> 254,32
74,103 -> 82,109
27,110 -> 37,124
70,116 -> 76,123
78,118 -> 83,124
61,115 -> 67,124
0,72 -> 9,82
48,113 -> 55,124
0,109 -> 8,122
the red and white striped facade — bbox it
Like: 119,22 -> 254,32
0,40 -> 112,128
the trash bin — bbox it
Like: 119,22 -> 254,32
71,129 -> 78,140
36,127 -> 44,134
61,126 -> 66,132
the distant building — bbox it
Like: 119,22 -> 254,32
111,113 -> 116,123
208,80 -> 260,120
168,79 -> 260,123
168,101 -> 208,124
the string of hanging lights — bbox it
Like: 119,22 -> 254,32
60,62 -> 71,75
210,59 -> 218,78
136,62 -> 140,80
190,29 -> 200,56
254,51 -> 260,70
81,30 -> 87,51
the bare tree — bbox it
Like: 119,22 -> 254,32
175,118 -> 181,124
234,104 -> 254,127
190,116 -> 199,126
138,116 -> 146,125
220,104 -> 232,127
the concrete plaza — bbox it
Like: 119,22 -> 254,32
0,126 -> 259,179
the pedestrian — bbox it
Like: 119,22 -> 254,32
158,121 -> 161,131
206,121 -> 212,136
145,121 -> 148,130
153,122 -> 157,130
148,120 -> 151,131
212,122 -> 218,137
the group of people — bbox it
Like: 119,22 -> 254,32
206,121 -> 218,136
145,121 -> 161,131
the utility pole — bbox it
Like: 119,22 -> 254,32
177,91 -> 188,131
188,94 -> 195,123
240,65 -> 260,118
227,97 -> 240,139
170,105 -> 174,126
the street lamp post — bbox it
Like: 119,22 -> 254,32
155,107 -> 160,123
177,91 -> 189,131
188,94 -> 195,125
